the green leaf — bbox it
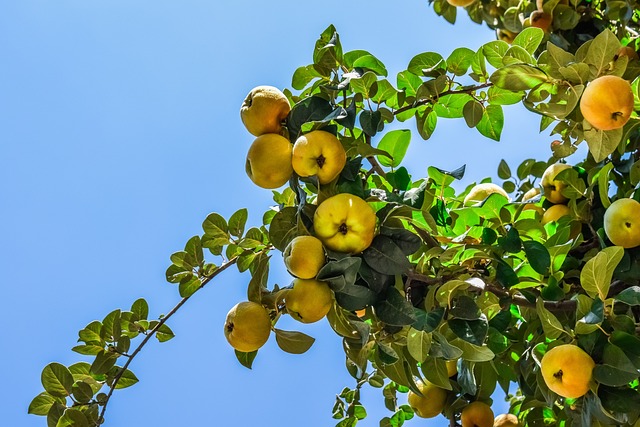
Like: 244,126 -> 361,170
584,29 -> 622,78
421,356 -> 452,390
498,227 -> 522,253
497,159 -> 511,180
616,286 -> 640,305
374,287 -> 417,326
415,108 -> 437,140
268,206 -> 298,251
114,368 -> 139,389
316,257 -> 361,293
380,227 -> 421,256
47,402 -> 66,427
463,100 -> 483,128
247,252 -> 269,303
56,408 -> 89,427
523,240 -> 551,274
179,276 -> 202,298
487,86 -> 524,105
434,93 -> 473,118
413,307 -> 444,332
580,247 -> 624,301
202,212 -> 228,238
610,331 -> 640,368
593,343 -> 638,386
397,71 -> 423,98
476,104 -> 503,141
482,41 -> 510,69
41,363 -> 74,398
274,329 -> 316,354
229,208 -> 248,238
184,235 -> 203,267
360,109 -> 383,137
235,350 -> 257,369
292,65 -> 321,90
407,52 -> 446,76
536,297 -> 566,339
29,392 -> 61,416
287,96 -> 334,139
376,129 -> 411,168
512,27 -> 545,55
71,381 -> 94,404
350,71 -> 377,98
449,338 -> 495,362
407,328 -> 431,363
446,47 -> 475,76
490,64 -> 549,91
583,127 -> 623,163
353,53 -> 388,77
131,298 -> 149,321
449,316 -> 489,346
154,323 -> 175,342
90,351 -> 118,376
362,235 -> 410,275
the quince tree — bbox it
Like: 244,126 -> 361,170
30,1 -> 640,426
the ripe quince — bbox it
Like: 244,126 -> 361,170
494,413 -> 519,427
541,163 -> 572,204
407,381 -> 448,418
285,278 -> 333,323
313,193 -> 377,254
580,75 -> 634,131
224,301 -> 271,353
240,86 -> 290,136
283,235 -> 326,279
604,198 -> 640,248
463,183 -> 509,206
542,204 -> 571,225
245,133 -> 293,189
460,401 -> 494,427
292,130 -> 347,184
540,343 -> 595,399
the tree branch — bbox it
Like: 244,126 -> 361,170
364,134 -> 387,177
406,270 -> 578,312
393,82 -> 493,116
97,255 -> 242,425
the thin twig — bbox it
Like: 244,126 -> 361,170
393,82 -> 493,116
97,255 -> 242,424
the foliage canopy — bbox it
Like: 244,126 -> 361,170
30,0 -> 640,426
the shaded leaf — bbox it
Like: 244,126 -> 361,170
274,329 -> 315,354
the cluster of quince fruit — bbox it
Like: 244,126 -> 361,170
407,360 -> 520,426
223,86 -> 380,354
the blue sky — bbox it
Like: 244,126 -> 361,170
1,1 -> 564,426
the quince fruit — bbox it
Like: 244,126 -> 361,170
313,193 -> 377,254
446,359 -> 458,377
464,183 -> 509,206
224,301 -> 271,353
285,278 -> 333,323
245,133 -> 293,189
283,235 -> 326,279
494,413 -> 519,427
542,204 -> 571,225
540,344 -> 595,398
530,10 -> 552,32
407,382 -> 448,418
580,75 -> 634,131
541,163 -> 572,204
240,86 -> 290,136
604,198 -> 640,248
460,401 -> 494,427
292,130 -> 347,184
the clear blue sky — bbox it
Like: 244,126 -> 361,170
1,1 -> 567,426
